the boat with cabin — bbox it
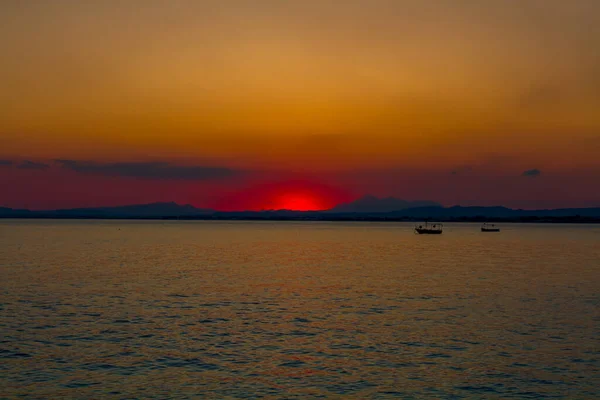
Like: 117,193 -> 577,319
414,221 -> 443,234
481,223 -> 500,232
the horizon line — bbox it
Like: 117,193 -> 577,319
2,200 -> 600,213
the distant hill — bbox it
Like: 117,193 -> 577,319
382,206 -> 600,219
0,207 -> 31,217
383,206 -> 515,218
331,196 -> 442,213
0,202 -> 214,218
52,202 -> 213,217
324,205 -> 600,219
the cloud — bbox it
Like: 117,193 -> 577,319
55,160 -> 240,180
450,166 -> 473,175
522,168 -> 541,177
0,160 -> 13,167
17,160 -> 50,170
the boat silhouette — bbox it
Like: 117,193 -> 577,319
415,221 -> 443,234
481,223 -> 500,232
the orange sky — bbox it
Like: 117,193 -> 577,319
1,1 -> 599,209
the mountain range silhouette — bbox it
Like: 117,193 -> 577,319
1,197 -> 600,221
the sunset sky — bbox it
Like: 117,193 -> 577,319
1,1 -> 599,210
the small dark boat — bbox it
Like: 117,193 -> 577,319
415,221 -> 443,234
481,223 -> 500,232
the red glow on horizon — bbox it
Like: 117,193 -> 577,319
272,192 -> 325,211
211,180 -> 351,211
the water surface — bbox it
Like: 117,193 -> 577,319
1,220 -> 599,398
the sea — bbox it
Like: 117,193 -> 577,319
1,220 -> 599,399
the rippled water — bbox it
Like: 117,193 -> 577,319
1,220 -> 599,399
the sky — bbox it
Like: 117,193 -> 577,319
1,0 -> 599,210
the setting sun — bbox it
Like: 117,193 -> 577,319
273,192 -> 324,211
210,180 -> 350,211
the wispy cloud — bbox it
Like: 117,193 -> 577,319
522,168 -> 541,177
55,160 -> 240,180
0,160 -> 13,167
450,166 -> 473,175
17,160 -> 50,170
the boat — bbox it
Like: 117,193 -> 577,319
481,223 -> 500,232
415,221 -> 443,234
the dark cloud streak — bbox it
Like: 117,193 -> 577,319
55,160 -> 240,180
17,160 -> 50,170
451,166 -> 473,175
522,168 -> 541,177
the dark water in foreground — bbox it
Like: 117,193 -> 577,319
1,220 -> 599,399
